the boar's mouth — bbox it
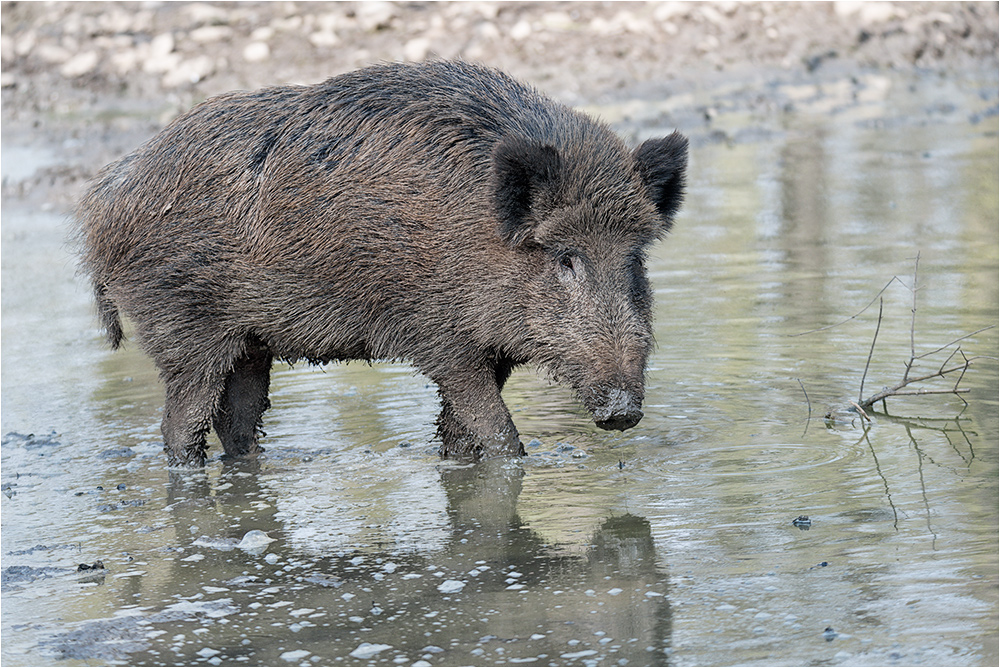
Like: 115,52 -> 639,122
589,388 -> 644,431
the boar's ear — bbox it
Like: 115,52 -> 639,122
634,131 -> 688,232
492,137 -> 562,246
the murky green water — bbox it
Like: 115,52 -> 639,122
3,72 -> 997,666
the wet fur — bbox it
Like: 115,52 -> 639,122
76,60 -> 688,467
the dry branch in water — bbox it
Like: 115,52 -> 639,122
804,253 -> 995,421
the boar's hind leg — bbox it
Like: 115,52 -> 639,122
161,369 -> 221,468
212,337 -> 273,460
434,360 -> 524,460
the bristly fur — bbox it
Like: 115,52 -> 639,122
75,60 -> 688,467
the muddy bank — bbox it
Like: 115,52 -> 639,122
1,1 -> 997,211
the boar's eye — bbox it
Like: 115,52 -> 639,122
557,253 -> 582,280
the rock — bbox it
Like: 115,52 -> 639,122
250,26 -> 275,41
355,2 -> 396,32
143,34 -> 180,75
36,43 -> 72,64
110,49 -> 140,76
349,643 -> 392,660
189,26 -> 233,43
149,32 -> 175,58
279,649 -> 311,662
835,1 -> 898,24
404,37 -> 431,62
161,55 -> 214,87
243,42 -> 270,63
14,30 -> 36,57
437,579 -> 465,594
509,20 -> 532,40
309,31 -> 339,48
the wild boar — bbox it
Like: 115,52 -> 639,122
76,60 -> 688,467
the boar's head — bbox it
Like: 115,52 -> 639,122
492,130 -> 687,432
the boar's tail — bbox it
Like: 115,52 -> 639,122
94,283 -> 124,349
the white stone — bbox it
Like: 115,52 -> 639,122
243,42 -> 270,63
404,37 -> 431,62
60,51 -> 98,77
510,20 -> 532,40
355,2 -> 396,31
279,649 -> 311,662
161,55 -> 213,87
349,643 -> 392,660
437,579 -> 465,594
189,25 -> 233,43
238,529 -> 275,549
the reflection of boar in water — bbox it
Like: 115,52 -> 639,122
76,60 -> 688,467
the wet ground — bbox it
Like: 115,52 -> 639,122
2,52 -> 998,668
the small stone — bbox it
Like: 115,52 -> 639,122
279,649 -> 311,662
243,41 -> 270,62
238,530 -> 274,550
404,37 -> 431,62
161,55 -> 214,87
349,643 -> 392,660
437,579 -> 465,594
60,50 -> 98,77
510,20 -> 532,40
189,25 -> 233,43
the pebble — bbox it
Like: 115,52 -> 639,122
238,530 -> 275,550
437,579 -> 465,594
561,650 -> 598,659
243,42 -> 270,63
349,643 -> 392,660
279,649 -> 311,662
404,37 -> 431,62
60,51 -> 98,77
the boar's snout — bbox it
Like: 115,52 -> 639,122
592,388 -> 644,431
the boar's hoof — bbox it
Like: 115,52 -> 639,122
593,389 -> 644,431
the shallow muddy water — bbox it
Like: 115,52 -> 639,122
2,72 -> 997,666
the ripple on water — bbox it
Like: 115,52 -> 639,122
657,441 -> 853,478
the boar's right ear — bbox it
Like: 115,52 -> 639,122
492,137 -> 562,247
634,131 -> 688,232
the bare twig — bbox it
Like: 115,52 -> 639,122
859,297 -> 883,404
913,326 -> 996,362
797,377 -> 812,436
904,252 -> 920,382
859,353 -> 992,410
803,253 -> 993,419
850,400 -> 872,422
790,275 -> 906,337
797,378 -> 812,418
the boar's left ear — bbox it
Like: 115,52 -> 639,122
634,131 -> 688,232
492,136 -> 562,246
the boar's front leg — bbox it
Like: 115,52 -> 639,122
212,337 -> 272,460
433,358 -> 524,459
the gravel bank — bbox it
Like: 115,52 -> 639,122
1,1 -> 997,208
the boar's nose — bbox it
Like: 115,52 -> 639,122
593,389 -> 644,431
